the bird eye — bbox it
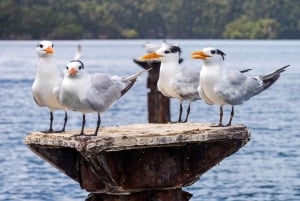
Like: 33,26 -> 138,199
164,50 -> 170,54
39,44 -> 43,48
66,66 -> 69,70
52,44 -> 54,48
211,50 -> 216,54
79,66 -> 82,70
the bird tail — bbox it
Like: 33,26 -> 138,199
254,65 -> 289,95
120,68 -> 152,96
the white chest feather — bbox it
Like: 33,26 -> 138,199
60,76 -> 93,113
200,65 -> 226,105
157,62 -> 181,99
32,58 -> 63,110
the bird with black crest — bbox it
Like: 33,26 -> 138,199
141,43 -> 200,123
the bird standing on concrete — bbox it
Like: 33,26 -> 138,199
32,40 -> 68,133
191,47 -> 289,126
142,44 -> 200,123
58,60 -> 150,136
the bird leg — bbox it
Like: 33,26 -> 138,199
80,114 -> 86,135
212,106 -> 224,127
72,114 -> 86,137
73,114 -> 99,137
93,113 -> 101,136
56,111 -> 68,133
171,102 -> 183,123
178,103 -> 183,123
182,103 -> 191,123
225,106 -> 234,127
41,112 -> 54,133
62,111 -> 68,131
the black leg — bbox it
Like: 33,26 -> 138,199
178,103 -> 183,123
41,112 -> 54,133
171,102 -> 183,123
219,106 -> 224,126
72,114 -> 87,137
225,106 -> 234,127
48,112 -> 54,133
212,106 -> 223,127
80,114 -> 86,135
73,113 -> 98,137
56,111 -> 68,133
49,111 -> 54,132
182,103 -> 191,123
93,113 -> 101,136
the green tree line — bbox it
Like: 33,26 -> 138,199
1,0 -> 300,39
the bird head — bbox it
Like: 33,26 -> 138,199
191,47 -> 226,64
36,40 -> 54,57
141,44 -> 181,62
65,60 -> 85,78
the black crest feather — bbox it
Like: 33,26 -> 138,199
170,46 -> 181,54
216,49 -> 226,60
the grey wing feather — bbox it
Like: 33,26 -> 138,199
214,70 -> 259,105
120,68 -> 150,96
120,78 -> 136,96
215,65 -> 289,105
240,68 -> 252,73
254,65 -> 289,95
86,74 -> 123,112
172,67 -> 200,100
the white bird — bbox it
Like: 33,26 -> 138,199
58,60 -> 150,136
191,47 -> 289,126
32,40 -> 68,133
142,44 -> 200,123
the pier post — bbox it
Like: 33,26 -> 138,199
133,59 -> 171,123
25,123 -> 250,200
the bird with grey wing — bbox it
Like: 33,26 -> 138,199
32,40 -> 68,133
191,47 -> 289,127
58,60 -> 150,136
141,43 -> 200,123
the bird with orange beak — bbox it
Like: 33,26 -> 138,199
141,44 -> 200,123
58,60 -> 149,136
32,40 -> 68,133
191,47 -> 289,126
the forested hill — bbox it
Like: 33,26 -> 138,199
1,0 -> 300,40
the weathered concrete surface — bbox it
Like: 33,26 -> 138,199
25,123 -> 250,197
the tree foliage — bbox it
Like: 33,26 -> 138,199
1,0 -> 300,39
224,16 -> 280,39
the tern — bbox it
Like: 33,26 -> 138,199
58,60 -> 150,136
191,47 -> 289,126
142,44 -> 200,123
32,40 -> 68,133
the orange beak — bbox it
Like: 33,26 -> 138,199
69,67 -> 78,75
191,51 -> 211,60
141,52 -> 162,60
45,46 -> 54,54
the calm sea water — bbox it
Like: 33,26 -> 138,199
0,40 -> 299,201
